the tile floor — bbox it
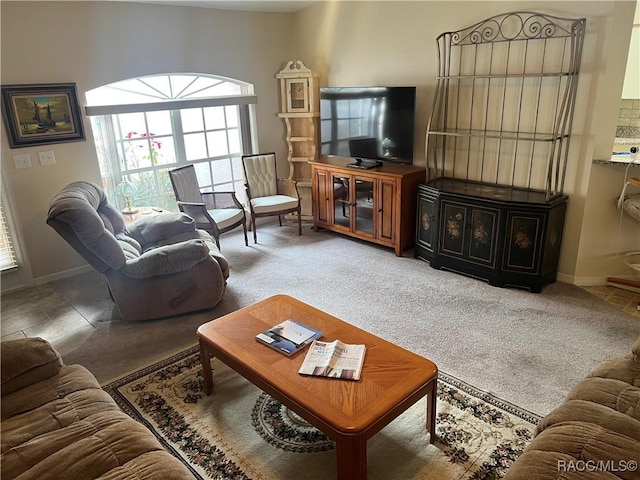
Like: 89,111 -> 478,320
0,270 -> 120,357
2,272 -> 639,358
583,284 -> 640,318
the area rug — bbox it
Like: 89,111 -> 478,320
103,345 -> 541,480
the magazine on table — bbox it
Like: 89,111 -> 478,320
255,319 -> 323,356
298,339 -> 366,381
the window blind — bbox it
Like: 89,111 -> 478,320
0,199 -> 18,272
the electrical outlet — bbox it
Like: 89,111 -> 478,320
13,153 -> 31,169
38,150 -> 56,166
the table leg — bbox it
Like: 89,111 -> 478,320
425,378 -> 437,442
336,434 -> 367,480
199,338 -> 214,396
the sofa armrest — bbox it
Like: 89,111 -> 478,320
121,238 -> 210,278
126,212 -> 196,246
1,337 -> 63,396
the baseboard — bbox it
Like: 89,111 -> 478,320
33,265 -> 94,286
556,272 -> 574,285
3,264 -> 94,294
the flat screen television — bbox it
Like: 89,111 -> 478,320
320,86 -> 416,165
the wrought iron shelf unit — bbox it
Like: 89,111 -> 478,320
416,11 -> 585,292
435,72 -> 571,79
426,129 -> 568,142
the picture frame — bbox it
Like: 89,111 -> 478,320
1,83 -> 85,148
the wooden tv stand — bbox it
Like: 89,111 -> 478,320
310,156 -> 424,256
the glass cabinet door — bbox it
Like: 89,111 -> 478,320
353,177 -> 374,236
332,174 -> 350,229
331,174 -> 375,236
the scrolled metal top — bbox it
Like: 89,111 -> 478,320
446,11 -> 585,45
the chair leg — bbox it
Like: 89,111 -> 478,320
242,221 -> 249,246
252,217 -> 258,244
298,209 -> 302,236
214,235 -> 221,250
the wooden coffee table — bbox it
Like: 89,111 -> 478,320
197,294 -> 438,480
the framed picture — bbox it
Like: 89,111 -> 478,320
1,83 -> 85,148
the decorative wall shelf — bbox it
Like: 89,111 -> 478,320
276,60 -> 320,221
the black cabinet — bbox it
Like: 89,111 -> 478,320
438,200 -> 501,268
415,180 -> 567,293
416,188 -> 438,255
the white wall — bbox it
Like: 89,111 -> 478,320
1,1 -> 295,290
1,0 -> 637,291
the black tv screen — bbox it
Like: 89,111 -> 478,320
320,86 -> 416,164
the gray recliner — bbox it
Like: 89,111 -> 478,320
46,181 -> 229,321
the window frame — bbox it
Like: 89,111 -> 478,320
85,74 -> 257,210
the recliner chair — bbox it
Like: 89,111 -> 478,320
46,181 -> 229,321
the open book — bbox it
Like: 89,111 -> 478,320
256,319 -> 323,356
298,340 -> 366,381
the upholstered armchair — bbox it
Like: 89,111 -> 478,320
46,182 -> 229,321
241,152 -> 301,243
168,164 -> 248,249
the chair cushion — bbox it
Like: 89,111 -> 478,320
536,399 -> 640,441
589,354 -> 640,387
121,239 -> 210,278
243,154 -> 278,197
115,234 -> 142,254
250,195 -> 298,215
148,230 -> 230,280
117,239 -> 141,261
210,208 -> 244,229
569,379 -> 640,421
126,213 -> 196,246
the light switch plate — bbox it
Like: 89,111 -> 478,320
38,150 -> 56,166
13,153 -> 31,169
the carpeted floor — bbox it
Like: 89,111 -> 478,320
104,345 -> 541,480
56,224 -> 640,416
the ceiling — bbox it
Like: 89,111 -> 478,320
122,0 -> 317,13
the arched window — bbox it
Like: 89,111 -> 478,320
85,73 -> 257,210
